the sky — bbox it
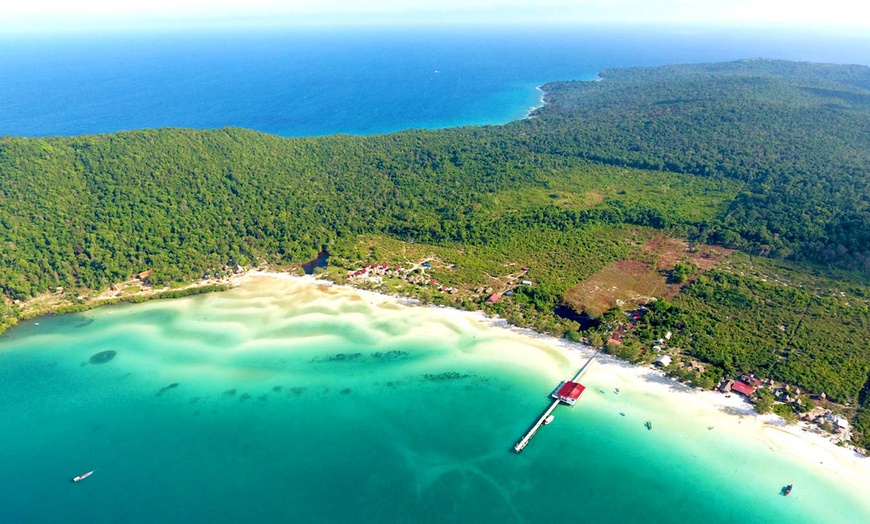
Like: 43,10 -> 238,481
1,0 -> 868,34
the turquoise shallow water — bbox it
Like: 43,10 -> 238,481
1,277 -> 868,523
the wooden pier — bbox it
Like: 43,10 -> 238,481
513,398 -> 560,453
513,350 -> 600,454
570,349 -> 600,382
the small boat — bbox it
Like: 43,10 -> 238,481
72,471 -> 94,483
645,421 -> 652,430
614,388 -> 620,395
783,484 -> 793,496
543,415 -> 555,425
619,411 -> 626,417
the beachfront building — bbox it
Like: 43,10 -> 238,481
829,414 -> 851,439
731,381 -> 756,397
654,355 -> 672,367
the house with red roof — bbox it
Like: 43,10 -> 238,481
731,381 -> 756,396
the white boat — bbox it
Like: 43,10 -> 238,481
72,470 -> 94,483
543,415 -> 555,425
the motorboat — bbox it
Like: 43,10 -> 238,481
72,471 -> 94,483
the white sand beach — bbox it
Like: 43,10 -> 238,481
235,270 -> 870,509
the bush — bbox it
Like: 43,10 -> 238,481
754,388 -> 775,414
773,403 -> 798,424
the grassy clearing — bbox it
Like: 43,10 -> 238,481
564,260 -> 671,317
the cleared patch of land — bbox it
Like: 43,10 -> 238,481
564,236 -> 732,316
564,259 -> 670,317
642,236 -> 732,271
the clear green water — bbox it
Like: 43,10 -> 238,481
1,277 -> 867,523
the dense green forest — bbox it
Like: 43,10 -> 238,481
2,59 -> 870,447
527,60 -> 870,268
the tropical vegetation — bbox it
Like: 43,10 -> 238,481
2,59 -> 870,447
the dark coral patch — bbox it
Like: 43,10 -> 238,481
89,350 -> 117,364
156,383 -> 180,396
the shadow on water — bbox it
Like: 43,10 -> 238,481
302,250 -> 329,275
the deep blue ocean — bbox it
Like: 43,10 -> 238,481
1,24 -> 869,138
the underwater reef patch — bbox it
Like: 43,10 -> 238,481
156,382 -> 180,396
89,350 -> 117,364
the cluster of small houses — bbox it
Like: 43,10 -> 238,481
641,316 -> 854,443
345,262 -> 459,294
608,307 -> 655,346
800,406 -> 852,441
718,375 -> 852,441
345,262 -> 534,300
484,277 -> 533,304
199,263 -> 244,281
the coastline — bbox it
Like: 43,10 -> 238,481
3,267 -> 870,519
6,266 -> 870,509
237,270 -> 870,491
15,266 -> 869,456
524,85 -> 546,119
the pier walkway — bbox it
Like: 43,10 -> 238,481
571,349 -> 600,382
513,399 -> 560,453
513,350 -> 600,454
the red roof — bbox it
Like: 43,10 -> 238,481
487,293 -> 501,303
731,381 -> 756,396
556,381 -> 586,400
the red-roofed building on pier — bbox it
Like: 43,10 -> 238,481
552,381 -> 586,405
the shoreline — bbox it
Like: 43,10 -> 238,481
8,267 -> 870,499
240,270 -> 868,476
5,267 -> 870,514
237,271 -> 870,512
524,85 -> 546,119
